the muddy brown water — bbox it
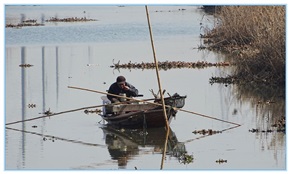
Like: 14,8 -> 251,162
5,5 -> 286,170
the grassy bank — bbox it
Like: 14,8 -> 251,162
203,6 -> 285,86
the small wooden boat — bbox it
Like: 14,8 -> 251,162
101,93 -> 186,129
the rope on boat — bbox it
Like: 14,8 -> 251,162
145,5 -> 169,131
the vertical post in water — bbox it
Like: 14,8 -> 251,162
145,5 -> 169,130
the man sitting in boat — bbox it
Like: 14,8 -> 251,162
107,76 -> 139,103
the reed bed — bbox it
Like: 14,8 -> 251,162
204,6 -> 285,86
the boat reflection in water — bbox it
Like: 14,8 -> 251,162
102,126 -> 186,169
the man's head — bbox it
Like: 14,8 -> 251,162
116,76 -> 126,87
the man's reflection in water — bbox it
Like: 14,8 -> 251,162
106,134 -> 138,169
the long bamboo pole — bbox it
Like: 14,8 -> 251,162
5,97 -> 135,126
145,5 -> 169,130
5,104 -> 106,126
68,86 -> 241,126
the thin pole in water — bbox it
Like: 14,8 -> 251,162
145,5 -> 170,170
145,5 -> 169,130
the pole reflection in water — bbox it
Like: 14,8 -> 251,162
56,46 -> 59,107
160,127 -> 169,169
41,46 -> 46,115
20,46 -> 27,168
102,126 -> 186,169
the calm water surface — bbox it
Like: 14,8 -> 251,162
5,5 -> 286,170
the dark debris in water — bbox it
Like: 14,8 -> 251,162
154,8 -> 186,13
192,129 -> 222,135
6,16 -> 97,28
43,136 -> 57,142
19,64 -> 33,68
28,104 -> 36,108
43,108 -> 53,116
249,128 -> 285,134
45,17 -> 97,22
209,76 -> 237,85
178,153 -> 194,164
6,22 -> 44,28
249,129 -> 274,133
209,73 -> 282,86
84,109 -> 102,114
111,60 -> 231,70
249,117 -> 286,133
216,159 -> 227,164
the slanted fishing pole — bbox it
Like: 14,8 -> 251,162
5,99 -> 130,126
5,105 -> 103,126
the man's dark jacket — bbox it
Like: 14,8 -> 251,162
107,82 -> 138,102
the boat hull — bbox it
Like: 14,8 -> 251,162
101,94 -> 186,129
102,108 -> 177,129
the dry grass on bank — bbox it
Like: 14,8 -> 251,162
205,6 -> 285,85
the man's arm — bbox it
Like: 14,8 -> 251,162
125,82 -> 138,97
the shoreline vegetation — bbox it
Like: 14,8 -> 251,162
202,6 -> 285,133
201,6 -> 285,87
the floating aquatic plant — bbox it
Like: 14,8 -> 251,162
178,153 -> 194,164
111,60 -> 231,70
